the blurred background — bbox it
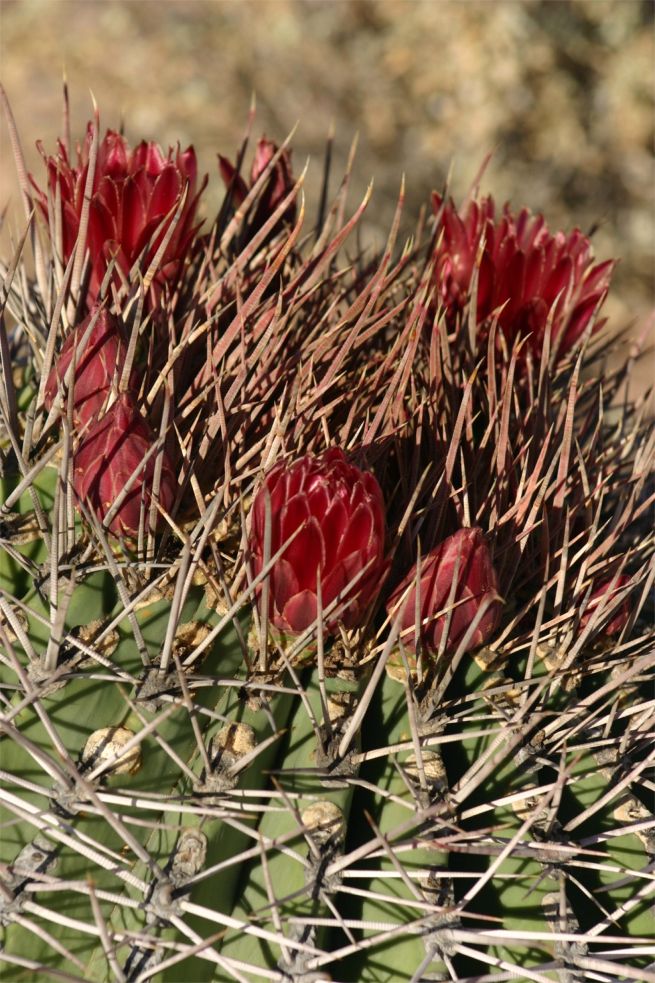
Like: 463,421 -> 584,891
1,0 -> 653,352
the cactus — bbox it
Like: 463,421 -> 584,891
1,85 -> 653,983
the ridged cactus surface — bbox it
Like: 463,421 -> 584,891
0,88 -> 653,983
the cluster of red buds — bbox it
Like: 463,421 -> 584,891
32,126 -> 205,303
248,452 -> 504,660
431,193 -> 613,358
248,443 -> 632,657
31,122 -> 301,543
30,114 -> 633,650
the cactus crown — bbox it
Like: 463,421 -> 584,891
0,87 -> 653,983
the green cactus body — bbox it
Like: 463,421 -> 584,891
0,468 -> 56,601
338,669 -> 453,983
150,684 -> 301,983
1,573 -> 246,979
216,668 -> 361,979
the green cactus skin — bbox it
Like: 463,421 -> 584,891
1,574 -> 245,979
0,468 -> 55,601
215,668 -> 361,980
337,669 -> 454,983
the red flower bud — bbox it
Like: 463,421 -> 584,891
250,138 -> 295,222
431,193 -> 613,358
579,575 -> 631,637
44,307 -> 139,430
31,125 -> 205,303
249,448 -> 387,636
219,136 -> 296,233
73,394 -> 176,538
386,527 -> 502,657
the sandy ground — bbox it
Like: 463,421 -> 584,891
1,0 -> 653,383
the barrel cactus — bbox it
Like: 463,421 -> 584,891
1,85 -> 653,983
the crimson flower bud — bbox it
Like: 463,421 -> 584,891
579,575 -> 631,637
31,125 -> 205,303
431,193 -> 613,358
73,394 -> 176,538
44,307 -> 138,430
249,137 -> 296,225
386,527 -> 502,657
219,136 -> 296,233
249,448 -> 387,636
